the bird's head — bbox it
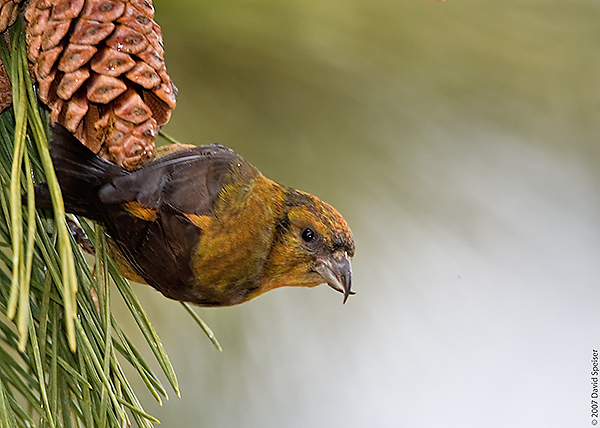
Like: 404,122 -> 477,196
262,189 -> 355,303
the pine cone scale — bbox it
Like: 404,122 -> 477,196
70,19 -> 115,45
81,0 -> 125,22
57,67 -> 90,100
41,19 -> 71,50
51,0 -> 85,20
58,43 -> 97,72
90,46 -> 135,76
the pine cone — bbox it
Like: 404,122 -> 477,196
0,0 -> 21,34
25,0 -> 177,169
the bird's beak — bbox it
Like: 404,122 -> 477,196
315,252 -> 354,304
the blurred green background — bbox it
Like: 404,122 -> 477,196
115,0 -> 600,426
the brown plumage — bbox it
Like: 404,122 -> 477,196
35,126 -> 355,306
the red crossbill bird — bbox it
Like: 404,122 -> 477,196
35,126 -> 355,306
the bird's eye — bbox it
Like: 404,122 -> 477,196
301,228 -> 315,243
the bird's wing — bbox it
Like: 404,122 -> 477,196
98,144 -> 241,217
96,144 -> 251,303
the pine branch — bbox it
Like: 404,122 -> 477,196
0,19 -> 219,428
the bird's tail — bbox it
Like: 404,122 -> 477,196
34,125 -> 128,221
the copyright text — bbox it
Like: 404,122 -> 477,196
591,349 -> 598,425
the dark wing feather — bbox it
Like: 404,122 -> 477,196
98,144 -> 240,216
106,204 -> 204,302
96,143 -> 248,303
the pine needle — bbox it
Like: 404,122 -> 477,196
181,302 -> 223,352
